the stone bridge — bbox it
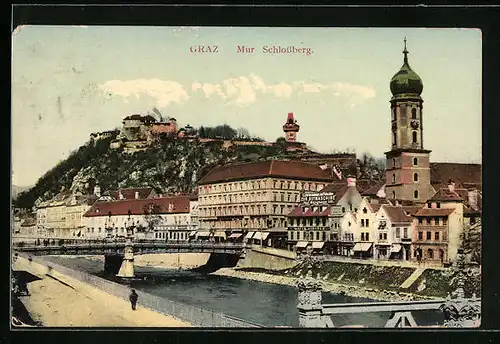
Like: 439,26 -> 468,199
12,239 -> 247,277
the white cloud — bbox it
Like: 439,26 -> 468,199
99,75 -> 376,108
98,79 -> 189,107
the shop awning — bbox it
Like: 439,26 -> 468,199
196,231 -> 211,237
214,231 -> 227,239
228,233 -> 243,239
296,241 -> 309,248
253,232 -> 270,241
353,243 -> 373,252
312,242 -> 325,249
391,244 -> 402,253
244,232 -> 255,240
188,231 -> 197,237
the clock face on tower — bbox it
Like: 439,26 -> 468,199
410,120 -> 419,129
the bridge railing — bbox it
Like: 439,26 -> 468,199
25,255 -> 262,328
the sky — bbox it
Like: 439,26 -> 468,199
11,26 -> 481,187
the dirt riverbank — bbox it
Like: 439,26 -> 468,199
12,257 -> 190,327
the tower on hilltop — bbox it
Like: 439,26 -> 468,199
384,38 -> 435,203
283,112 -> 300,143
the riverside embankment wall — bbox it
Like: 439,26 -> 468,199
236,247 -> 297,270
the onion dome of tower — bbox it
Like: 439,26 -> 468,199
390,38 -> 423,96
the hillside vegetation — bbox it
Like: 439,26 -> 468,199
13,134 -> 288,210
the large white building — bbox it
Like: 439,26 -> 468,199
83,195 -> 199,241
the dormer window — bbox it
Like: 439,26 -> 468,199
363,207 -> 367,214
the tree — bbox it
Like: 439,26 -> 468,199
460,219 -> 481,265
143,203 -> 163,232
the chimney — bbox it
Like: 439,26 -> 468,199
448,180 -> 456,193
347,177 -> 356,187
135,191 -> 139,199
468,189 -> 478,211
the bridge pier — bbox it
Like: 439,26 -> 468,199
116,245 -> 135,278
296,260 -> 326,328
103,255 -> 124,275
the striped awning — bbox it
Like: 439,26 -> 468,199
244,232 -> 255,240
296,241 -> 309,248
214,231 -> 227,239
196,231 -> 211,237
353,243 -> 373,252
312,242 -> 325,249
188,231 -> 197,237
228,233 -> 243,239
253,232 -> 269,241
391,244 -> 402,253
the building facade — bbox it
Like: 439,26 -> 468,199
197,160 -> 333,234
83,196 -> 196,240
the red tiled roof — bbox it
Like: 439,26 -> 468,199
382,205 -> 413,224
369,203 -> 382,212
288,205 -> 332,217
428,188 -> 464,202
430,163 -> 481,190
361,181 -> 385,196
414,208 -> 455,217
84,196 -> 190,217
198,160 -> 333,184
112,187 -> 155,200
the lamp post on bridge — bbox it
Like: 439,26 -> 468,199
116,209 -> 135,278
440,247 -> 481,327
296,253 -> 329,327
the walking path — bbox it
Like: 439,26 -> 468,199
400,266 -> 426,289
12,257 -> 190,327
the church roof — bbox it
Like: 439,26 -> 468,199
390,39 -> 423,97
430,163 -> 482,190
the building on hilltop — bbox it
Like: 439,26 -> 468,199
83,195 -> 198,241
197,160 -> 333,248
384,38 -> 435,203
283,112 -> 300,143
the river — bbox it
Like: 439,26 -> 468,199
42,256 -> 445,327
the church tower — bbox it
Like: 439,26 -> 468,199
385,38 -> 435,203
283,112 -> 300,142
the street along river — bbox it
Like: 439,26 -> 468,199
42,256 -> 445,327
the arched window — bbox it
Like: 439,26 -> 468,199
412,108 -> 417,119
414,190 -> 419,199
413,173 -> 419,182
412,131 -> 418,144
393,132 -> 397,145
392,158 -> 396,168
392,173 -> 396,184
392,107 -> 397,121
413,157 -> 418,166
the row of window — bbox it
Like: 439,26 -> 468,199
392,106 -> 420,121
392,131 -> 419,146
289,217 -> 328,227
417,216 -> 448,226
201,217 -> 288,229
391,172 -> 420,184
417,231 -> 447,241
154,231 -> 189,240
390,190 -> 420,200
199,204 -> 294,217
199,180 -> 325,195
199,191 -> 301,204
289,231 -> 327,241
391,157 -> 420,169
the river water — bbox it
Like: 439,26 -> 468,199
43,256 -> 445,327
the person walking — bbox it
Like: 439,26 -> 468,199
129,289 -> 138,310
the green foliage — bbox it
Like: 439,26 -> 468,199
13,133 -> 284,210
